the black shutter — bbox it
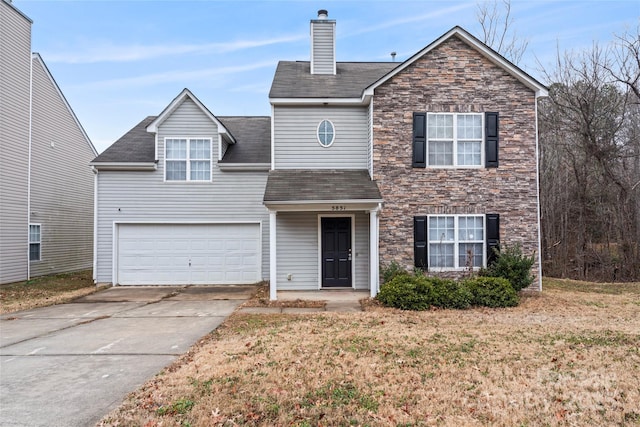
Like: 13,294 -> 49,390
486,213 -> 500,265
412,112 -> 426,168
414,216 -> 428,269
485,112 -> 499,168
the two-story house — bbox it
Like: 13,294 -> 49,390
0,0 -> 97,284
91,10 -> 547,299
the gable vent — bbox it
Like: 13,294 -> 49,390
310,9 -> 336,75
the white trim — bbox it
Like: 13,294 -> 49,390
264,201 -> 382,213
112,221 -> 262,286
163,137 -> 213,182
427,214 -> 486,271
90,162 -> 157,171
27,47 -> 33,278
316,119 -> 335,147
92,168 -> 98,282
218,163 -> 271,171
535,99 -> 543,291
217,133 -> 223,161
369,206 -> 380,297
154,132 -> 158,162
317,214 -> 356,289
146,89 -> 236,143
365,27 -> 548,98
269,211 -> 277,300
31,53 -> 98,156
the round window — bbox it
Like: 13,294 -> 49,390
317,119 -> 335,147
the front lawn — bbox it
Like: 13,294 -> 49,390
0,270 -> 98,314
99,278 -> 640,426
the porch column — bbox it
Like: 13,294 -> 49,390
369,205 -> 380,298
269,210 -> 277,300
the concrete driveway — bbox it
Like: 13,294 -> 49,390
0,285 -> 254,427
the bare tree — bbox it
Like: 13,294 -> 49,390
476,0 -> 528,64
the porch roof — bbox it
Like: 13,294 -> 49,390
263,169 -> 382,204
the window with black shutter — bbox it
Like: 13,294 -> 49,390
485,112 -> 499,168
412,113 -> 426,167
486,213 -> 500,265
414,216 -> 427,268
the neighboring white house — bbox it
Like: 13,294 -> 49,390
0,0 -> 97,284
92,10 -> 547,299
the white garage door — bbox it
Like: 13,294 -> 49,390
116,223 -> 260,285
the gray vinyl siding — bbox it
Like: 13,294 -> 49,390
273,106 -> 369,169
29,57 -> 96,277
367,100 -> 373,177
275,211 -> 370,290
311,21 -> 335,75
0,2 -> 31,284
95,98 -> 270,283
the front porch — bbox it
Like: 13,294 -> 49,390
263,169 -> 383,301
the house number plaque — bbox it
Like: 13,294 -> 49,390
331,205 -> 346,211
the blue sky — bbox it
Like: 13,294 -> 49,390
14,0 -> 639,154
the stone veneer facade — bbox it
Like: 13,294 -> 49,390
372,35 -> 541,288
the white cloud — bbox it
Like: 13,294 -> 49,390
46,34 -> 305,64
341,3 -> 475,38
71,60 -> 278,89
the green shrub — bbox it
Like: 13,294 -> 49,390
377,274 -> 430,310
483,244 -> 535,292
463,276 -> 519,307
425,276 -> 473,309
381,260 -> 407,284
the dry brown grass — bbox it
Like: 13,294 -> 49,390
99,278 -> 640,427
0,270 -> 100,314
242,282 -> 326,309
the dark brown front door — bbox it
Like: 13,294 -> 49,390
321,217 -> 352,287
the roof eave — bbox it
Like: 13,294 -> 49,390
218,163 -> 271,171
90,162 -> 157,171
270,97 -> 367,106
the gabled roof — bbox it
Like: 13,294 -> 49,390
269,61 -> 398,100
365,26 -> 548,98
91,116 -> 156,164
32,53 -> 98,156
263,169 -> 382,203
91,115 -> 271,166
146,88 -> 236,143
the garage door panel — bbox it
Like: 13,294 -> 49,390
117,224 -> 260,285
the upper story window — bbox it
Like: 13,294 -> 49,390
29,224 -> 41,261
317,119 -> 335,147
165,138 -> 211,181
427,113 -> 483,167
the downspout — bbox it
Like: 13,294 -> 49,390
27,53 -> 33,279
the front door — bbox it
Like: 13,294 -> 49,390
321,217 -> 352,287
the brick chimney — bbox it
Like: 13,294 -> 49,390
310,9 -> 336,75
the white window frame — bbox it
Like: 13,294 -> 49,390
426,113 -> 484,168
317,119 -> 335,148
164,137 -> 212,182
29,223 -> 41,262
427,214 -> 485,270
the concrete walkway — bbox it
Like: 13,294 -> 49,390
0,285 -> 254,427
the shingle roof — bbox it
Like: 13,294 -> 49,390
92,116 -> 156,163
92,115 -> 271,164
263,169 -> 382,202
269,61 -> 399,99
218,116 -> 271,164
